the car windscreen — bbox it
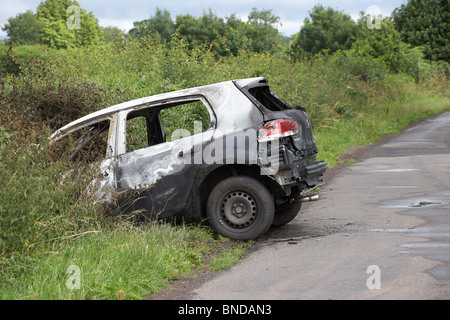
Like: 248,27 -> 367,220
50,120 -> 111,166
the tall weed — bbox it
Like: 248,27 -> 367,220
0,127 -> 99,254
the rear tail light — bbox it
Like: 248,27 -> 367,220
258,118 -> 300,142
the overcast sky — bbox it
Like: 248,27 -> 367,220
1,0 -> 407,39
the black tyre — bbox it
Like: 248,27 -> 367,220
206,176 -> 274,241
272,202 -> 302,227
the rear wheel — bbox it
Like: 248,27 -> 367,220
272,202 -> 302,227
206,176 -> 274,241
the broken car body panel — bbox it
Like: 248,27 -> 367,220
50,77 -> 327,239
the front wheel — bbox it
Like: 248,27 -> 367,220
206,176 -> 274,241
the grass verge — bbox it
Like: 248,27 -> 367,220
316,90 -> 450,168
0,221 -> 231,300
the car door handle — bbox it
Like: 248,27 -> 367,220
178,147 -> 194,158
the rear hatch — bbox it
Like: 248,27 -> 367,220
234,80 -> 318,154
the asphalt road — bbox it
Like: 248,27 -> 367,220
191,111 -> 450,300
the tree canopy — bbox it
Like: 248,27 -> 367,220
2,0 -> 102,48
1,0 -> 449,66
349,14 -> 425,80
2,10 -> 43,45
129,8 -> 286,56
289,5 -> 358,59
129,8 -> 175,43
36,0 -> 102,48
392,0 -> 449,62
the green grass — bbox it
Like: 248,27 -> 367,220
209,245 -> 250,272
0,222 -> 220,300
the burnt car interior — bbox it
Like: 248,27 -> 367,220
126,109 -> 165,153
51,120 -> 111,166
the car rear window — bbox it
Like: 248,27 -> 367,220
248,86 -> 291,111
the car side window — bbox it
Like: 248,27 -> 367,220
160,99 -> 212,141
126,114 -> 150,153
124,98 -> 213,153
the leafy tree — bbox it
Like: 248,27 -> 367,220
36,0 -> 102,49
102,26 -> 127,43
129,8 -> 175,43
290,5 -> 358,59
392,0 -> 449,62
350,14 -> 426,81
247,8 -> 280,26
175,9 -> 227,53
2,10 -> 43,45
222,14 -> 251,55
128,8 -> 286,56
245,8 -> 286,53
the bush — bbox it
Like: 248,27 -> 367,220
330,50 -> 388,82
0,51 -> 113,255
350,15 -> 429,82
1,52 -> 113,131
0,44 -> 51,75
0,127 -> 99,254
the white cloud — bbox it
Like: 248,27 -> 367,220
0,0 -> 40,37
278,19 -> 303,37
0,0 -> 36,18
98,18 -> 134,32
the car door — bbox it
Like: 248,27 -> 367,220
114,96 -> 215,219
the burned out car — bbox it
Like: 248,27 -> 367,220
50,77 -> 327,240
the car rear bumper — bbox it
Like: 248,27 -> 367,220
272,158 -> 328,192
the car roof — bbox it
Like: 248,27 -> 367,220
49,77 -> 268,142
